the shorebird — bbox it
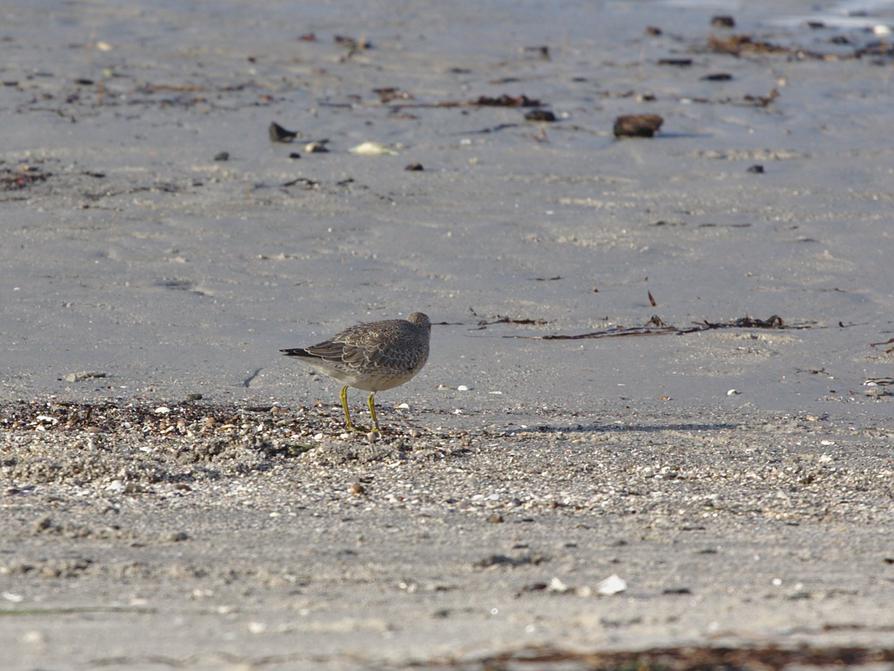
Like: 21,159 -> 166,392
281,312 -> 431,433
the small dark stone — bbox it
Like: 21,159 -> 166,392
334,34 -> 371,50
523,45 -> 550,60
304,140 -> 329,153
711,15 -> 736,28
487,513 -> 504,524
185,393 -> 203,401
213,151 -> 229,162
405,162 -> 424,171
807,20 -> 826,29
658,58 -> 693,67
663,587 -> 692,595
645,26 -> 663,36
269,122 -> 298,143
289,152 -> 301,160
747,164 -> 765,174
613,114 -> 664,138
524,109 -> 557,122
75,78 -> 94,86
474,94 -> 540,107
701,72 -> 733,81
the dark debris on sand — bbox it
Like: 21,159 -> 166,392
421,644 -> 894,671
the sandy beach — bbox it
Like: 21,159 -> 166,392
2,1 -> 893,669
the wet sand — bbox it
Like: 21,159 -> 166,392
2,0 -> 894,669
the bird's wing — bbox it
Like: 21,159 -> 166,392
304,340 -> 369,367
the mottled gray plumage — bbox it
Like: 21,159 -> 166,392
281,312 -> 431,432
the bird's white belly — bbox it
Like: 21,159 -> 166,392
308,361 -> 416,392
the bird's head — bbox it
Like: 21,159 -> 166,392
408,312 -> 431,332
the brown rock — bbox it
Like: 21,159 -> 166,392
613,114 -> 664,138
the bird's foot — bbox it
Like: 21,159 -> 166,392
345,423 -> 380,435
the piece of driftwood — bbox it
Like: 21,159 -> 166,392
503,314 -> 815,340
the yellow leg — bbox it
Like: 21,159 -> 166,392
340,385 -> 357,432
367,392 -> 381,433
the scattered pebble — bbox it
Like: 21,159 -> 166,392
658,58 -> 693,67
597,574 -> 627,596
105,480 -> 125,494
663,587 -> 692,595
473,94 -> 540,107
247,621 -> 267,634
711,15 -> 736,28
547,577 -> 571,593
334,34 -> 371,50
405,162 -> 424,171
374,87 -> 413,103
213,151 -> 229,162
524,109 -> 557,122
747,164 -> 765,174
63,371 -> 106,383
457,385 -> 470,392
269,122 -> 298,143
288,152 -> 301,160
727,389 -> 741,396
613,114 -> 663,138
350,482 -> 366,496
304,140 -> 329,153
350,141 -> 397,156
